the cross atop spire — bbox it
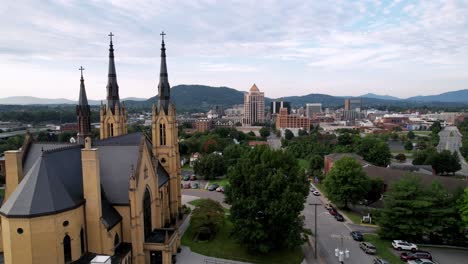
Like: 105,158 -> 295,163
109,32 -> 114,43
79,66 -> 85,79
158,31 -> 170,114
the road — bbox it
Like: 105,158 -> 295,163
303,192 -> 375,264
436,126 -> 468,175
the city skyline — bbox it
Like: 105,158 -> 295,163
1,0 -> 468,100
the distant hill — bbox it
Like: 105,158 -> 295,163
3,86 -> 468,111
124,85 -> 247,111
360,93 -> 400,100
0,96 -> 146,105
0,96 -> 76,105
407,89 -> 468,102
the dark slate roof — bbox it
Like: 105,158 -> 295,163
101,188 -> 122,230
363,165 -> 468,193
23,142 -> 75,173
1,132 -> 167,217
94,132 -> 143,146
97,145 -> 139,205
157,161 -> 169,187
0,146 -> 84,217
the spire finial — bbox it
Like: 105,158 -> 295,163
160,31 -> 166,43
79,66 -> 85,79
109,32 -> 114,43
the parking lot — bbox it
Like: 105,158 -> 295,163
416,247 -> 468,264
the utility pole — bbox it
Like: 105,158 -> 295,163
309,202 -> 320,259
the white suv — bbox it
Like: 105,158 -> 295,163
392,240 -> 418,251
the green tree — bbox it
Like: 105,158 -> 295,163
378,175 -> 432,240
193,153 -> 227,180
259,127 -> 271,138
378,175 -> 462,242
357,136 -> 392,167
459,188 -> 468,226
323,157 -> 370,208
395,153 -> 406,162
404,140 -> 414,151
427,150 -> 461,175
190,199 -> 225,241
407,131 -> 415,139
226,147 -> 309,253
284,129 -> 294,140
430,121 -> 442,134
308,154 -> 324,172
364,178 -> 385,203
223,144 -> 248,167
298,129 -> 308,137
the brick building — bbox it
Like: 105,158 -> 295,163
276,108 -> 311,131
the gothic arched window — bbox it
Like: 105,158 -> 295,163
159,123 -> 166,145
63,234 -> 72,263
143,188 -> 152,239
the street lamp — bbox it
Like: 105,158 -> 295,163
334,234 -> 350,263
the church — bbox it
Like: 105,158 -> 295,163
0,32 -> 182,264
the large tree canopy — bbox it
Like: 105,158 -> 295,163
378,175 -> 463,243
323,156 -> 370,208
225,146 -> 309,253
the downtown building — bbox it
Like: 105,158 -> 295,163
243,84 -> 265,126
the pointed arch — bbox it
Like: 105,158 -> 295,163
143,187 -> 152,239
80,228 -> 85,255
114,233 -> 120,248
63,234 -> 72,263
159,123 -> 166,145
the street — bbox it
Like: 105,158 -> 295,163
303,192 -> 375,264
437,126 -> 468,175
267,134 -> 282,150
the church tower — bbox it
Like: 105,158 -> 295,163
100,32 -> 127,139
76,66 -> 91,144
152,32 -> 181,222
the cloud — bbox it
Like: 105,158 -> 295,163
1,0 -> 468,98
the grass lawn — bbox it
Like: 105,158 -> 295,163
182,215 -> 303,264
364,234 -> 404,264
298,159 -> 309,170
208,178 -> 230,188
182,163 -> 194,171
341,210 -> 362,225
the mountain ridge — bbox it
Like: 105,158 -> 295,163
2,85 -> 468,110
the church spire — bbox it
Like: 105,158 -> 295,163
106,32 -> 120,113
76,66 -> 91,145
158,31 -> 171,114
78,66 -> 88,106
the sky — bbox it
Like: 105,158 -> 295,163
1,0 -> 468,100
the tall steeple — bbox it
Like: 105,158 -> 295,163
106,32 -> 120,113
76,66 -> 91,145
158,31 -> 171,114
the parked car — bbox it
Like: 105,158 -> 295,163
324,203 -> 333,210
335,213 -> 344,222
350,231 -> 363,241
392,240 -> 418,251
189,175 -> 197,181
182,175 -> 190,181
400,251 -> 432,261
329,208 -> 338,216
208,184 -> 219,191
312,191 -> 320,196
407,259 -> 435,264
373,258 -> 390,264
183,182 -> 191,189
190,182 -> 199,189
310,188 -> 316,192
216,186 -> 224,193
359,242 -> 377,254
